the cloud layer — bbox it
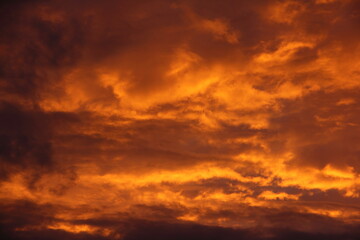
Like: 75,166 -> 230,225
1,0 -> 360,239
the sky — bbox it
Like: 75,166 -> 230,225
0,0 -> 360,239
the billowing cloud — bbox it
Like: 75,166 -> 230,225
1,0 -> 360,239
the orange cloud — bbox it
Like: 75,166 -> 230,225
1,0 -> 360,239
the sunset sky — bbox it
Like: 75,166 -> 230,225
1,0 -> 360,239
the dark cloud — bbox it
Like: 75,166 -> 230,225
269,89 -> 360,172
300,188 -> 360,206
0,101 -> 79,192
1,200 -> 360,240
0,2 -> 86,100
1,0 -> 360,239
0,102 -> 53,179
51,116 -> 263,175
120,220 -> 253,240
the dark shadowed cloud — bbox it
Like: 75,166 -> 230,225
1,0 -> 360,239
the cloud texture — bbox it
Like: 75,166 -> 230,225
1,0 -> 360,239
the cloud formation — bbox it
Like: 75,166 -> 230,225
0,0 -> 359,239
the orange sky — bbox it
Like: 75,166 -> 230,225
0,0 -> 360,239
